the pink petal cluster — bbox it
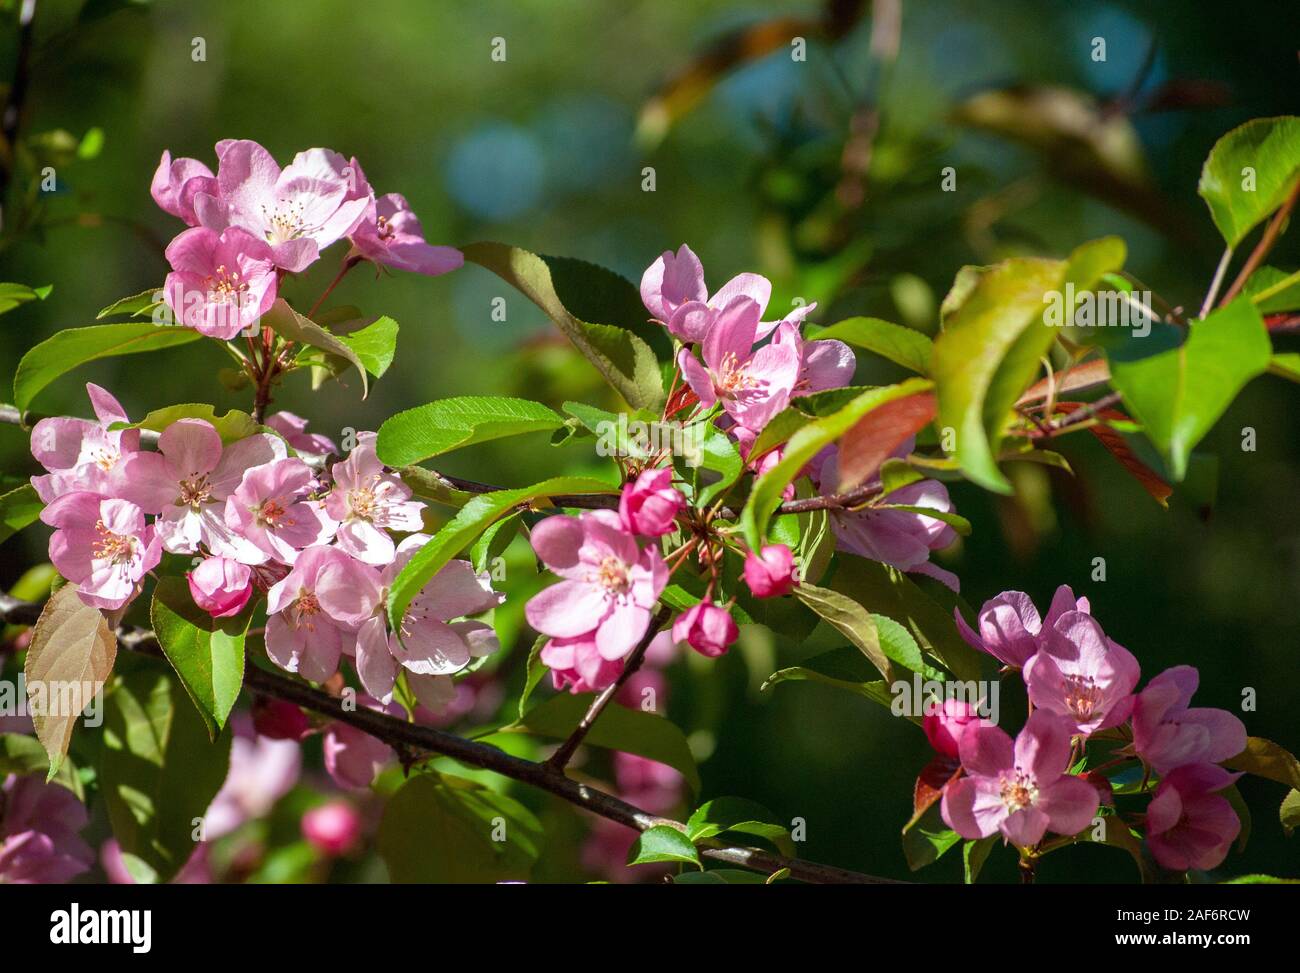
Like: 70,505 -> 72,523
301,801 -> 363,857
743,543 -> 797,598
0,774 -> 95,884
1023,611 -> 1140,736
618,467 -> 686,537
923,698 -> 991,760
1132,666 -> 1247,773
29,384 -> 139,503
955,584 -> 1089,668
941,711 -> 1099,846
672,599 -> 739,658
1145,764 -> 1242,871
528,510 -> 667,692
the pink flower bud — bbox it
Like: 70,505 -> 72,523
742,544 -> 797,598
922,698 -> 986,759
672,601 -> 738,658
301,801 -> 363,857
618,468 -> 686,537
251,695 -> 312,741
188,556 -> 253,618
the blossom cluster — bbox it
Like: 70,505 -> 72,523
30,386 -> 501,713
152,139 -> 461,338
928,585 -> 1247,872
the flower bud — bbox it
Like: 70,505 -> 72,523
301,801 -> 362,856
922,698 -> 985,760
188,556 -> 253,618
251,695 -> 312,741
618,468 -> 686,537
672,600 -> 738,658
742,543 -> 797,598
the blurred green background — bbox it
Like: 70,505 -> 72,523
2,0 -> 1299,882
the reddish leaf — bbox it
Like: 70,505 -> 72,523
1051,401 -> 1172,508
1017,357 -> 1110,405
912,756 -> 961,819
836,391 -> 937,493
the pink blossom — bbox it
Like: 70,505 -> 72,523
640,244 -> 812,342
613,753 -> 683,815
224,457 -> 336,564
345,158 -> 462,276
188,556 -> 253,618
0,774 -> 94,883
1132,666 -> 1247,773
150,150 -> 217,226
324,432 -> 425,565
526,510 -> 667,662
302,801 -> 363,856
923,699 -> 991,760
203,714 -> 301,841
1023,611 -> 1140,736
41,493 -> 161,610
265,411 -> 338,455
317,534 -> 502,704
672,600 -> 739,658
676,296 -> 800,431
743,543 -> 797,598
1145,764 -> 1242,872
618,467 -> 685,537
323,695 -> 400,790
29,383 -> 140,503
196,140 -> 370,272
102,839 -> 212,884
940,711 -> 1099,846
541,632 -> 624,693
771,320 -> 856,395
819,446 -> 960,590
114,419 -> 286,557
163,226 -> 279,339
264,545 -> 372,682
955,585 -> 1090,668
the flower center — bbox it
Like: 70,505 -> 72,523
89,445 -> 120,472
999,770 -> 1039,812
92,520 -> 136,564
592,555 -> 631,596
713,352 -> 755,398
262,200 -> 307,243
1062,674 -> 1104,721
177,475 -> 212,507
205,263 -> 249,304
346,480 -> 380,522
293,589 -> 321,631
376,215 -> 395,242
254,497 -> 294,529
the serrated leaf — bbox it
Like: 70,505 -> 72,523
1224,736 -> 1300,790
14,323 -> 201,411
686,797 -> 795,856
120,403 -> 261,444
376,396 -> 565,467
150,577 -> 248,739
96,287 -> 162,320
462,242 -> 665,410
23,586 -> 116,779
263,299 -> 368,397
1198,116 -> 1300,247
794,583 -> 911,681
627,825 -> 699,867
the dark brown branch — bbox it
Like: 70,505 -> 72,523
1036,391 -> 1124,438
545,605 -> 672,772
0,591 -> 899,884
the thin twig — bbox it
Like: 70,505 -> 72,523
544,606 -> 672,772
1037,391 -> 1124,438
0,591 -> 898,884
1199,246 -> 1233,318
1219,180 -> 1300,307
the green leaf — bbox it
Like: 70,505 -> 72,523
1280,789 -> 1299,838
96,287 -> 163,320
1224,736 -> 1300,790
0,733 -> 84,799
930,238 -> 1125,492
263,299 -> 369,398
375,396 -> 565,467
24,586 -> 117,779
517,635 -> 550,720
627,825 -> 700,867
686,797 -> 795,856
673,868 -> 768,884
377,772 -> 544,882
121,403 -> 261,444
762,647 -> 897,712
1198,116 -> 1300,247
462,242 -> 665,411
0,282 -> 52,314
1222,874 -> 1300,884
99,668 -> 232,882
512,693 -> 700,795
1109,298 -> 1270,480
0,484 -> 42,545
902,801 -> 960,871
338,315 -> 399,377
693,425 -> 742,506
150,577 -> 248,739
1243,266 -> 1300,313
387,476 -> 616,630
740,378 -> 934,548
830,557 -> 984,683
14,322 -> 201,411
963,836 -> 997,883
794,583 -> 914,681
808,317 -> 932,374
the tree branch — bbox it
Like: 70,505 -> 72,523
0,590 -> 900,884
1219,180 -> 1300,308
545,605 -> 672,772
